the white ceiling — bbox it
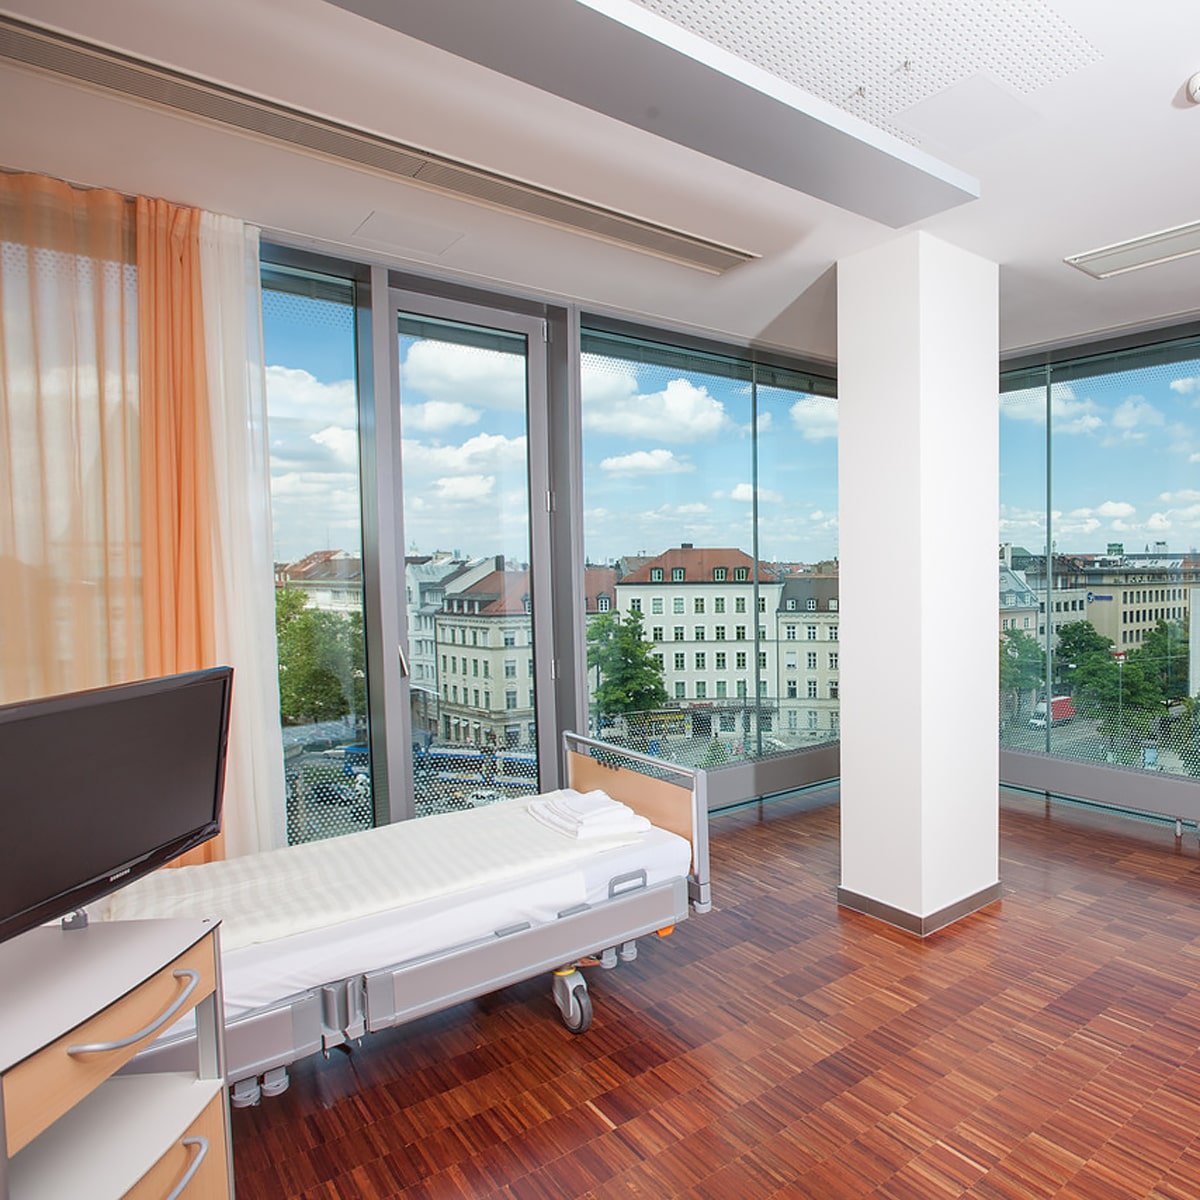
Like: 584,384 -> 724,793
0,0 -> 1197,362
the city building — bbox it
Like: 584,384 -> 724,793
435,567 -> 535,749
776,576 -> 840,741
614,544 -> 783,741
405,552 -> 495,740
275,550 -> 362,613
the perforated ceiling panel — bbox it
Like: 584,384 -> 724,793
634,0 -> 1101,140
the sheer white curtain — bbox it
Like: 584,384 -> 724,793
198,214 -> 285,856
0,176 -> 141,704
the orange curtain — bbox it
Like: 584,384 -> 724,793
136,197 -> 222,864
0,174 -> 141,702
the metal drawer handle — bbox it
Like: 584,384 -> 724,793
67,968 -> 201,1055
165,1135 -> 209,1200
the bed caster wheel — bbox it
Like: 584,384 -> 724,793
563,983 -> 592,1034
552,967 -> 593,1034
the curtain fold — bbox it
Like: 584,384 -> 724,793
135,196 -> 216,681
198,214 -> 286,857
0,174 -> 141,703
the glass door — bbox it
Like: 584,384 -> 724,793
390,295 -> 549,818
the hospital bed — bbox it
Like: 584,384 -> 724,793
110,732 -> 711,1106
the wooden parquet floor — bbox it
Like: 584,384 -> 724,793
232,790 -> 1200,1198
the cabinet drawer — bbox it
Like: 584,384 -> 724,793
3,934 -> 215,1156
124,1091 -> 228,1200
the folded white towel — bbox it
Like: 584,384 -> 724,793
527,796 -> 651,841
556,789 -> 631,823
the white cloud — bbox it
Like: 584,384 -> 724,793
400,432 -> 527,476
1191,453 -> 1200,464
401,339 -> 525,410
403,400 -> 482,433
1159,488 -> 1200,503
673,502 -> 711,514
580,357 -> 640,408
599,448 -> 693,474
583,377 -> 732,442
434,474 -> 494,503
266,365 -> 357,423
309,425 -> 358,467
1146,512 -> 1172,531
1067,500 -> 1136,521
1002,383 -> 1103,435
729,482 -> 783,503
756,412 -> 774,433
789,396 -> 837,440
1169,376 -> 1200,396
1111,396 -> 1164,436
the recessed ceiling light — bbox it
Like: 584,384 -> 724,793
1065,220 -> 1200,279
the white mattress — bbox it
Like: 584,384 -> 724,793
103,794 -> 691,1022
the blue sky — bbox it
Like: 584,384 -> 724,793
264,290 -> 1199,569
1001,359 -> 1200,555
262,292 -> 839,566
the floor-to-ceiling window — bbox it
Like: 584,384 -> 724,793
262,266 -> 373,845
579,327 -> 838,766
1001,336 -> 1200,786
395,309 -> 542,816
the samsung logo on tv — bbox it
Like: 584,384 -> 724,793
107,867 -> 131,883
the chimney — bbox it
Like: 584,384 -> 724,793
681,542 -> 693,550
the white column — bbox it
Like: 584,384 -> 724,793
837,232 -> 1000,933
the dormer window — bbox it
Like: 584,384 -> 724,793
522,595 -> 531,613
806,598 -> 817,611
829,599 -> 838,611
671,567 -> 685,581
786,599 -> 796,611
650,567 -> 663,582
734,567 -> 748,581
713,567 -> 727,581
598,595 -> 610,612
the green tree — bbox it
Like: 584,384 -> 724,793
1073,651 -> 1161,763
1000,629 -> 1044,724
275,588 -> 356,725
1053,621 -> 1112,686
587,610 -> 667,744
1129,619 -> 1189,701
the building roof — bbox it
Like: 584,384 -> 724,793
584,567 -> 617,613
618,545 -> 779,584
453,569 -> 531,616
779,577 -> 839,610
278,550 -> 362,584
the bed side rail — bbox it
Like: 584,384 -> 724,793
562,731 -> 711,913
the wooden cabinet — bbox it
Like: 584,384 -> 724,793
0,919 -> 232,1199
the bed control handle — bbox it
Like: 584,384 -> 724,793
67,968 -> 201,1055
164,1135 -> 209,1200
608,869 -> 648,898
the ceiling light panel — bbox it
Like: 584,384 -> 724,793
634,0 -> 1102,140
1065,221 -> 1200,279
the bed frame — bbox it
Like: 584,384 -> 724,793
127,731 -> 710,1105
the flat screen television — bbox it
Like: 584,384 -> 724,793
0,667 -> 233,944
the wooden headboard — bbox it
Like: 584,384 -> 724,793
563,734 -> 709,907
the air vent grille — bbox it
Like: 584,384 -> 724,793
0,15 -> 756,274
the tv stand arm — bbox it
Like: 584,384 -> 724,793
61,908 -> 89,931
